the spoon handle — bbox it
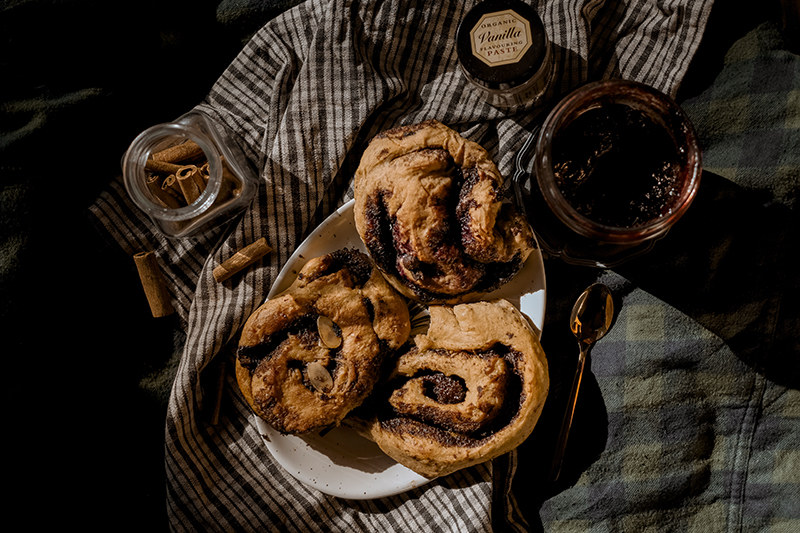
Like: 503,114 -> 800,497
549,343 -> 589,482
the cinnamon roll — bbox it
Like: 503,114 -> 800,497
353,120 -> 537,304
347,299 -> 549,478
235,249 -> 411,435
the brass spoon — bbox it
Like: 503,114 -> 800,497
549,283 -> 614,482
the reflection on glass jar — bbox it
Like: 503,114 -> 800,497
122,111 -> 258,239
515,79 -> 702,267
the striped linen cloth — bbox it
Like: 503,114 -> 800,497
88,0 -> 715,531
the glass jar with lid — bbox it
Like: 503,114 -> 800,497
513,79 -> 702,267
456,0 -> 553,107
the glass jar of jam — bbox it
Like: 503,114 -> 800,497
122,110 -> 259,239
513,79 -> 702,267
456,0 -> 553,107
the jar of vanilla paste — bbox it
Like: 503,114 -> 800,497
122,111 -> 259,239
456,0 -> 553,107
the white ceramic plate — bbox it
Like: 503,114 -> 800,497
256,199 -> 546,499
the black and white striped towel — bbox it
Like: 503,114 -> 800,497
89,0 -> 714,530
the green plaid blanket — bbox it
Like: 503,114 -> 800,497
532,20 -> 800,531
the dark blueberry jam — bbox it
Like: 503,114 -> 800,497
552,103 -> 682,228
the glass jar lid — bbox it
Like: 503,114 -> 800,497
456,0 -> 548,91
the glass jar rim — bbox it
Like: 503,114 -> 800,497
534,79 -> 702,244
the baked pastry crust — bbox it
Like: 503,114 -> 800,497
236,249 -> 410,435
353,120 -> 537,304
347,299 -> 549,478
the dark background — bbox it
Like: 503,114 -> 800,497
1,1 -> 302,531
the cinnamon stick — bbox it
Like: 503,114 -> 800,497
145,159 -> 184,175
213,238 -> 273,283
152,139 -> 204,163
146,174 -> 182,209
161,174 -> 185,204
199,161 -> 210,186
176,165 -> 204,204
133,251 -> 175,317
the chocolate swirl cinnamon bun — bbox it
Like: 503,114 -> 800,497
347,299 -> 549,478
353,120 -> 537,304
235,249 -> 411,435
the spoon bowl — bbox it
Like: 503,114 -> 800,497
550,283 -> 614,482
570,283 -> 614,344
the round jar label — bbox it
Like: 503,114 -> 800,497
469,9 -> 532,67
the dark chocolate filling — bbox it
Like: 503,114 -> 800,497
362,189 -> 396,275
362,167 -> 526,301
237,314 -> 319,372
375,343 -> 526,444
296,248 -> 373,287
422,374 -> 467,404
379,417 -> 478,448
